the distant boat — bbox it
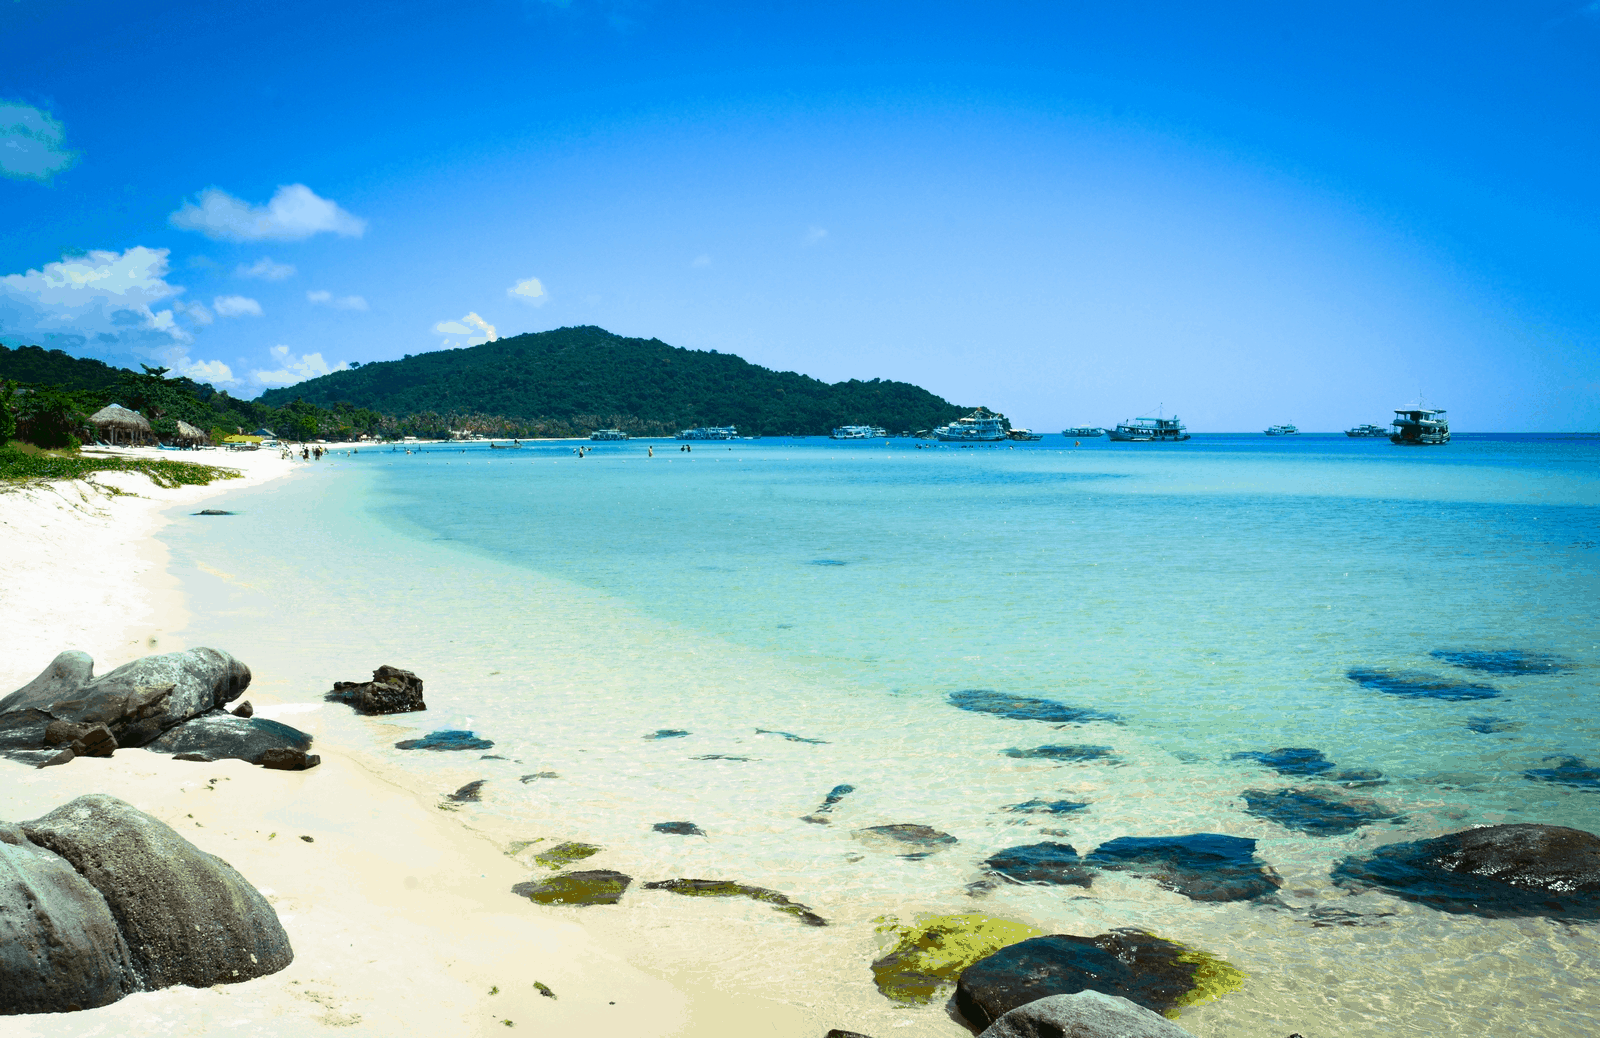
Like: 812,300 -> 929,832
489,441 -> 522,449
1107,413 -> 1190,442
1264,424 -> 1299,436
1390,408 -> 1450,445
1062,426 -> 1105,437
589,429 -> 629,441
1345,424 -> 1388,438
676,425 -> 738,440
935,408 -> 1008,442
1007,428 -> 1043,441
831,425 -> 887,439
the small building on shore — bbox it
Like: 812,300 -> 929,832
173,420 -> 208,446
89,404 -> 153,446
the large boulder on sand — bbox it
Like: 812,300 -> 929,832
0,822 -> 134,1015
19,794 -> 292,992
0,649 -> 252,757
977,991 -> 1196,1037
145,710 -> 317,768
326,665 -> 426,715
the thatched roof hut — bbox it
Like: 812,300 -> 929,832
174,420 -> 207,445
89,404 -> 153,445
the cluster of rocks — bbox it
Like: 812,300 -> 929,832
0,794 -> 292,1015
325,665 -> 426,715
0,649 -> 317,770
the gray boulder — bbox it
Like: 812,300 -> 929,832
20,794 -> 292,990
0,649 -> 252,755
326,664 -> 426,715
145,710 -> 314,766
977,991 -> 1195,1037
0,822 -> 134,1015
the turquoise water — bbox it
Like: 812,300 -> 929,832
164,434 -> 1600,1036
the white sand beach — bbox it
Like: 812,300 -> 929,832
0,451 -> 831,1038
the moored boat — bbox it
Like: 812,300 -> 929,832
935,408 -> 1008,442
676,425 -> 738,440
1264,424 -> 1298,436
1107,413 -> 1190,442
1345,424 -> 1388,438
1007,428 -> 1043,441
830,425 -> 887,439
1062,426 -> 1105,437
589,429 -> 629,441
1390,409 -> 1449,445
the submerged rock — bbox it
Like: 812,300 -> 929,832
1231,747 -> 1335,777
513,870 -> 631,906
394,729 -> 493,751
691,753 -> 756,761
853,824 -> 957,858
447,780 -> 486,803
643,729 -> 689,740
870,912 -> 1044,1004
1466,716 -> 1521,734
1083,834 -> 1282,902
1346,667 -> 1500,701
534,842 -> 601,869
652,821 -> 706,837
949,690 -> 1116,724
1524,756 -> 1600,789
983,842 -> 1092,887
754,728 -> 828,744
802,783 -> 856,824
1241,788 -> 1403,836
642,878 -> 826,926
1004,745 -> 1117,763
1003,798 -> 1090,816
1430,649 -> 1570,675
1332,823 -> 1600,920
977,991 -> 1199,1038
519,771 -> 559,782
954,930 -> 1244,1029
194,509 -> 234,516
326,664 -> 426,715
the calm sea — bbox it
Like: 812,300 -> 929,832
164,433 -> 1600,1036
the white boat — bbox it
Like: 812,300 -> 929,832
675,425 -> 738,440
1345,424 -> 1388,438
1390,408 -> 1449,445
1107,413 -> 1190,442
1007,428 -> 1043,441
935,408 -> 1008,442
1264,424 -> 1299,436
589,429 -> 629,441
1062,426 -> 1105,437
830,425 -> 887,439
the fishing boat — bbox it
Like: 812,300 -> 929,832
675,425 -> 738,440
935,408 -> 1008,442
1107,412 -> 1190,442
1007,428 -> 1043,441
1345,424 -> 1388,437
1264,424 -> 1299,436
1062,426 -> 1105,437
1389,409 -> 1450,445
589,429 -> 629,441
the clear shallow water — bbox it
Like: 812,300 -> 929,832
164,434 -> 1600,1036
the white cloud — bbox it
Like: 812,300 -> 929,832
803,226 -> 828,245
238,257 -> 296,280
213,295 -> 263,318
433,311 -> 497,348
249,344 -> 347,387
177,357 -> 235,384
507,276 -> 547,305
170,184 -> 367,241
173,299 -> 214,326
691,255 -> 712,268
0,247 -> 193,356
307,289 -> 368,311
0,102 -> 78,181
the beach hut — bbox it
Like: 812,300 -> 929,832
89,404 -> 153,446
174,420 -> 208,446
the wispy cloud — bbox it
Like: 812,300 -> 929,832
213,295 -> 263,318
307,289 -> 368,311
238,257 -> 296,280
691,254 -> 712,268
170,184 -> 367,241
433,312 -> 497,348
173,300 -> 214,326
250,344 -> 347,387
507,276 -> 547,305
0,102 -> 78,182
803,226 -> 828,246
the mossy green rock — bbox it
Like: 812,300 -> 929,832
534,841 -> 601,869
512,870 -> 631,906
642,878 -> 826,926
870,913 -> 1044,1003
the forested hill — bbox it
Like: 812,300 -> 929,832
0,345 -> 127,394
257,326 -> 968,436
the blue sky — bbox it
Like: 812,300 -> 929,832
3,1 -> 1598,430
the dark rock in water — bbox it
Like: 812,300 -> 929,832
19,794 -> 293,992
326,665 -> 426,715
691,753 -> 755,761
448,780 -> 487,803
755,728 -> 828,744
172,752 -> 214,763
194,509 -> 233,515
256,748 -> 320,771
0,648 -> 252,756
1346,667 -> 1500,701
1466,715 -> 1520,734
824,1031 -> 874,1038
534,842 -> 601,869
977,991 -> 1197,1038
145,711 -> 312,767
1524,756 -> 1600,790
1084,834 -> 1282,902
395,729 -> 492,751
984,842 -> 1092,887
653,821 -> 706,836
954,930 -> 1244,1029
513,870 -> 631,906
854,824 -> 957,857
950,689 -> 1117,724
1242,788 -> 1404,836
0,819 -> 134,1014
644,729 -> 689,740
1231,747 -> 1335,777
1332,823 -> 1600,919
642,878 -> 826,926
810,558 -> 848,566
231,700 -> 253,718
1004,744 -> 1117,763
1430,649 -> 1570,675
802,783 -> 856,824
520,771 -> 559,782
1003,798 -> 1090,816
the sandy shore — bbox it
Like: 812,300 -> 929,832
0,449 -> 829,1037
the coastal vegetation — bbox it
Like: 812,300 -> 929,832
0,443 -> 240,488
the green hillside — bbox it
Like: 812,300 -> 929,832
0,345 -> 127,394
258,326 -> 968,436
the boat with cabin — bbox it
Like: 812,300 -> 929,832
1389,409 -> 1449,445
1107,411 -> 1190,442
1264,424 -> 1299,436
1345,424 -> 1388,438
1062,426 -> 1105,437
935,408 -> 1008,442
831,425 -> 887,439
589,429 -> 629,441
676,425 -> 738,441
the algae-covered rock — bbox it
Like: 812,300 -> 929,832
954,930 -> 1244,1029
534,841 -> 601,869
642,878 -> 826,925
513,870 -> 631,906
870,912 -> 1044,1004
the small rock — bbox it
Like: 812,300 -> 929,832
519,771 -> 559,783
642,878 -> 826,926
802,783 -> 856,824
1003,798 -> 1089,816
975,990 -> 1196,1038
448,780 -> 487,803
231,700 -> 253,718
643,729 -> 689,740
37,747 -> 75,768
255,748 -> 320,771
326,665 -> 426,715
513,870 -> 631,906
984,842 -> 1092,887
1242,788 -> 1404,836
395,730 -> 492,751
652,821 -> 706,836
949,689 -> 1117,724
195,509 -> 234,516
172,752 -> 216,763
76,725 -> 116,758
44,719 -> 90,746
754,728 -> 827,744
